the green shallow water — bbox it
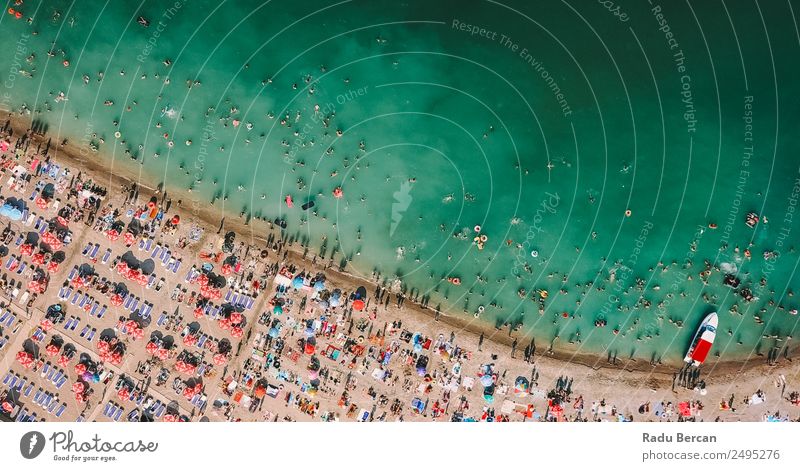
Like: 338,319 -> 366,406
2,0 -> 800,364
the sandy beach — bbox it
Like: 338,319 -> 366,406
1,113 -> 799,423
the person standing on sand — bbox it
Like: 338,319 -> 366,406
511,338 -> 518,358
478,332 -> 484,351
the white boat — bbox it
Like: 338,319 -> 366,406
684,312 -> 718,366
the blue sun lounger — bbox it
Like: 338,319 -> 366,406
97,305 -> 106,319
102,248 -> 112,264
55,403 -> 66,417
89,243 -> 100,258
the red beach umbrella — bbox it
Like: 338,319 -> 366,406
193,306 -> 204,319
45,344 -> 60,356
19,243 -> 33,256
70,277 -> 84,288
31,252 -> 45,264
182,387 -> 194,400
230,313 -> 243,325
183,334 -> 197,346
106,229 -> 119,241
71,382 -> 85,394
111,352 -> 123,365
110,294 -> 124,306
125,320 -> 139,332
117,388 -> 129,401
15,350 -> 32,365
57,216 -> 69,227
47,261 -> 60,273
99,351 -> 112,363
221,264 -> 232,276
156,348 -> 169,360
352,299 -> 365,311
35,196 -> 49,209
2,401 -> 14,413
40,319 -> 54,331
133,327 -> 144,340
97,340 -> 110,353
162,414 -> 178,422
196,274 -> 208,286
58,354 -> 71,367
74,392 -> 86,403
115,261 -> 128,275
124,232 -> 135,246
218,318 -> 230,330
231,326 -> 243,338
213,353 -> 227,365
145,342 -> 158,355
74,363 -> 87,375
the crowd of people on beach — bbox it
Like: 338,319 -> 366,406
1,112 -> 800,423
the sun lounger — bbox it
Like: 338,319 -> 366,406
15,409 -> 27,421
33,389 -> 43,404
40,363 -> 50,377
38,223 -> 47,234
113,407 -> 123,421
160,249 -> 171,264
2,371 -> 12,385
8,375 -> 17,389
152,244 -> 162,259
101,248 -> 111,264
16,261 -> 27,274
90,243 -> 100,258
172,259 -> 181,273
67,266 -> 77,280
70,291 -> 80,305
0,310 -> 8,323
129,298 -> 139,312
55,403 -> 66,418
47,399 -> 58,414
4,313 -> 15,327
97,305 -> 106,318
157,312 -> 166,326
24,382 -> 34,397
55,374 -> 67,389
87,329 -> 96,341
82,242 -> 92,256
90,302 -> 99,316
80,325 -> 89,338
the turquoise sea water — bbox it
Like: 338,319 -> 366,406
2,0 -> 799,364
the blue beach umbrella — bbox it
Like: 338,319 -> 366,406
0,204 -> 23,221
292,275 -> 304,289
268,327 -> 279,338
313,279 -> 325,292
329,290 -> 341,307
273,305 -> 283,315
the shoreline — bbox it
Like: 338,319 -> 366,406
2,111 -> 777,380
